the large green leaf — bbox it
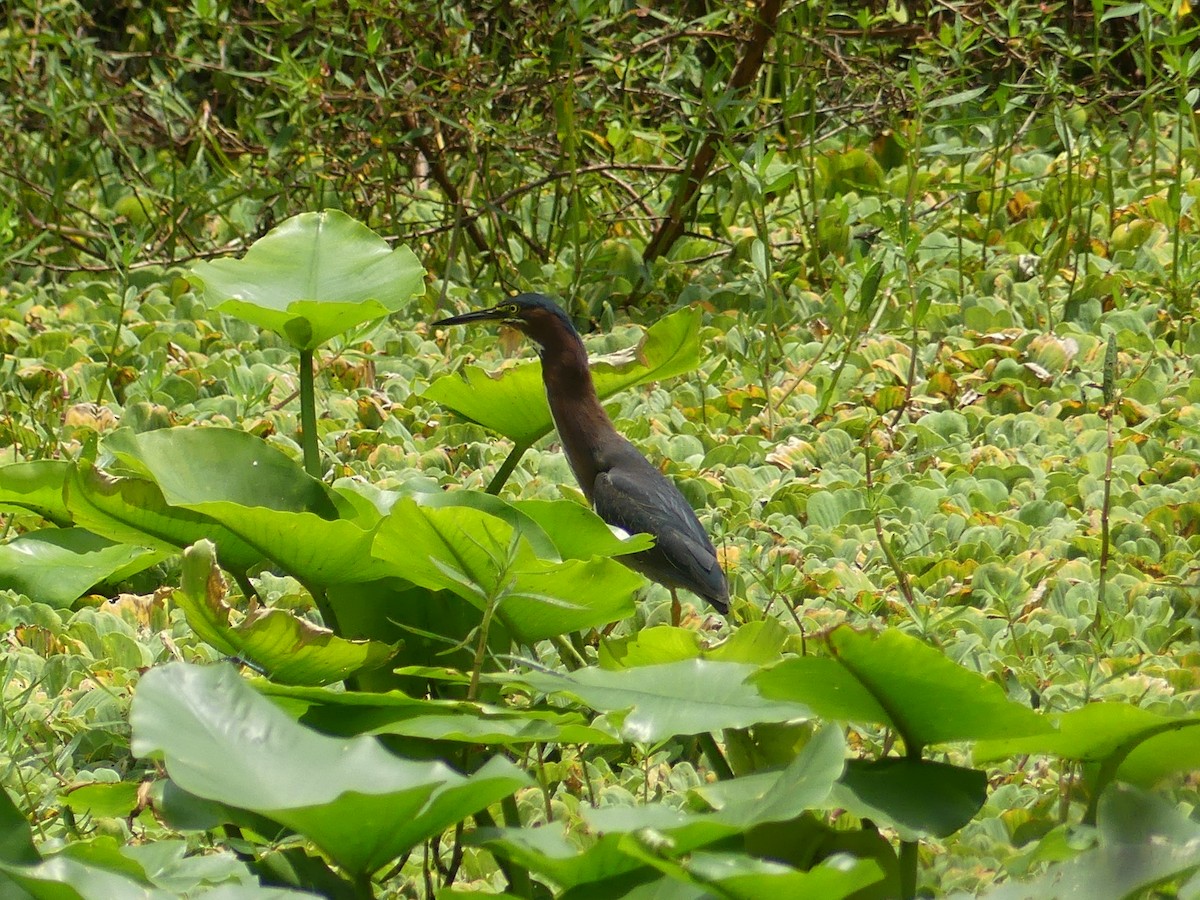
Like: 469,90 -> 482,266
0,460 -> 71,526
69,429 -> 385,584
0,857 -> 173,899
67,463 -> 264,573
509,498 -> 654,560
974,701 -> 1200,788
663,853 -> 883,900
504,659 -> 812,742
371,499 -> 640,642
425,306 -> 701,445
975,785 -> 1200,900
176,541 -> 394,687
0,527 -> 165,608
130,662 -> 530,876
190,210 -> 426,350
104,428 -> 339,517
833,758 -> 987,839
753,627 -> 1052,750
0,814 -> 310,899
258,681 -> 618,745
556,852 -> 882,900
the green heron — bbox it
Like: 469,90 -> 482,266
432,293 -> 729,621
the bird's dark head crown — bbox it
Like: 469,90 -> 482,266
431,293 -> 579,348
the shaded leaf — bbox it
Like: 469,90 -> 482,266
257,680 -> 619,745
130,662 -> 530,876
0,789 -> 39,866
833,758 -> 988,839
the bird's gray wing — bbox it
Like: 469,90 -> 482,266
592,461 -> 727,608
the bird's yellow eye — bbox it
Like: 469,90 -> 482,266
503,304 -> 520,314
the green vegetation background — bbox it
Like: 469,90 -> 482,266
2,1 -> 1200,897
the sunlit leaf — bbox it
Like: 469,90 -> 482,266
372,499 -> 640,641
176,541 -> 394,686
974,785 -> 1200,900
0,460 -> 71,526
504,659 -> 811,742
973,701 -> 1200,787
0,527 -> 165,608
754,627 -> 1052,749
425,306 -> 701,445
191,210 -> 425,350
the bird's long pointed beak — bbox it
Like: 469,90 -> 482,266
430,306 -> 505,328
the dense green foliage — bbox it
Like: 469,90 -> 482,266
2,0 -> 1200,897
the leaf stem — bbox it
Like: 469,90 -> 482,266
899,839 -> 919,899
486,442 -> 530,495
298,347 -> 320,478
698,732 -> 734,780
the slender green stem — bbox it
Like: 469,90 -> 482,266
298,347 -> 320,478
468,590 -> 500,702
97,280 -> 134,406
550,634 -> 587,671
499,795 -> 534,898
350,868 -> 374,899
899,839 -> 918,899
697,732 -> 734,781
486,442 -> 530,495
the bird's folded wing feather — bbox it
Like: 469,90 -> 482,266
593,465 -> 720,576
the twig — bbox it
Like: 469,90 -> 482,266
642,0 -> 783,263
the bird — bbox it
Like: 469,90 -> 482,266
432,293 -> 729,623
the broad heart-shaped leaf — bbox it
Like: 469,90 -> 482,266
501,659 -> 812,743
0,846 -> 315,900
753,627 -> 1052,750
425,305 -> 700,446
831,758 -> 987,840
0,527 -> 165,608
371,499 -> 641,642
190,210 -> 426,350
973,701 -> 1200,787
177,541 -> 394,687
130,662 -> 530,876
0,459 -> 71,526
67,462 -> 265,573
0,856 -> 174,899
554,852 -> 882,900
70,428 -> 387,584
973,785 -> 1200,900
257,680 -> 619,746
103,428 -> 339,517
